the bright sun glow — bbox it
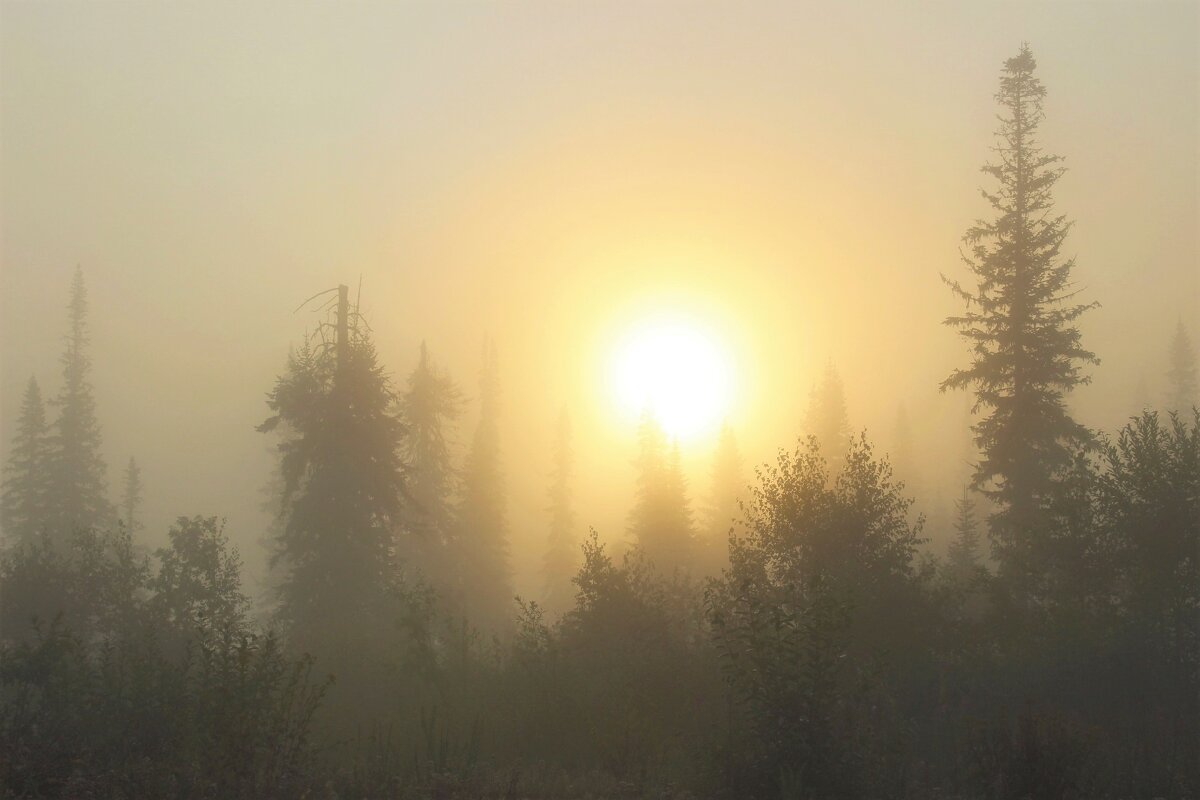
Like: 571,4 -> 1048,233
609,316 -> 733,441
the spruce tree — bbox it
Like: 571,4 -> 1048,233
400,341 -> 464,597
456,339 -> 513,632
662,442 -> 693,562
47,267 -> 114,542
542,407 -> 577,615
946,486 -> 982,579
942,45 -> 1097,575
804,362 -> 851,473
1,377 -> 52,545
702,422 -> 742,571
259,299 -> 408,660
628,410 -> 694,572
121,457 -> 143,533
1165,322 -> 1198,413
891,404 -> 926,526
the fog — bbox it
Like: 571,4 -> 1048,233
1,2 -> 1197,797
3,2 -> 1193,580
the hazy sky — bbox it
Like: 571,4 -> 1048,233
2,1 -> 1196,590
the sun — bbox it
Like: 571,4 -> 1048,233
609,314 -> 734,441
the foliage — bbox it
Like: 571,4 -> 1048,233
707,435 -> 928,798
941,44 -> 1098,579
501,530 -> 722,786
700,422 -> 743,575
3,69 -> 1196,792
965,710 -> 1096,800
1,377 -> 51,547
400,341 -> 465,601
153,516 -> 250,647
0,519 -> 326,799
947,486 -> 984,580
1165,322 -> 1198,413
1,525 -> 149,649
121,456 -> 144,533
456,338 -> 514,633
46,267 -> 115,542
3,413 -> 1197,798
1097,411 -> 1199,702
628,411 -> 695,572
542,408 -> 578,616
259,330 -> 409,661
803,362 -> 852,473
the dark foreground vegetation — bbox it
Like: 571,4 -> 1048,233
2,45 -> 1198,800
2,413 -> 1197,799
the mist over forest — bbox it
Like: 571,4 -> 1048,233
1,2 -> 1197,799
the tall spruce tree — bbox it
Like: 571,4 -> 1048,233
942,45 -> 1097,577
804,362 -> 851,473
628,410 -> 694,572
400,341 -> 464,597
456,338 -> 513,632
259,294 -> 408,660
47,267 -> 114,542
946,486 -> 982,579
1165,321 -> 1198,413
121,457 -> 143,533
702,422 -> 742,572
542,407 -> 577,615
1,377 -> 52,545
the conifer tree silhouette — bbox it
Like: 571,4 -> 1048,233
1,377 -> 52,545
942,45 -> 1097,583
46,268 -> 114,542
456,338 -> 514,632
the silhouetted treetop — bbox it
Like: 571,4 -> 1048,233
942,44 -> 1097,582
1166,322 -> 1198,413
2,377 -> 51,546
47,267 -> 114,540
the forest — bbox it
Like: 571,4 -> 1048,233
1,22 -> 1198,800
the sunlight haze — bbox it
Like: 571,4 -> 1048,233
2,2 -> 1198,795
608,312 -> 735,441
2,0 -> 1196,591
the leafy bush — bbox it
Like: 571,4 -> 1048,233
0,517 -> 326,798
707,436 -> 930,798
